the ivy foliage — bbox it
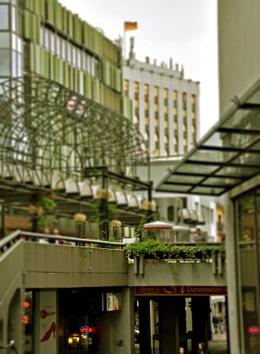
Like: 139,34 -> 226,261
125,239 -> 225,261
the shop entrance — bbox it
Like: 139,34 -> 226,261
134,286 -> 228,354
58,289 -> 102,354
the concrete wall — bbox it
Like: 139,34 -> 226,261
0,241 -> 128,310
128,260 -> 226,287
218,0 -> 260,115
99,288 -> 135,354
23,242 -> 128,288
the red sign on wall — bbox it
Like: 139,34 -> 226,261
135,286 -> 227,296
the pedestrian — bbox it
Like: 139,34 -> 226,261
212,315 -> 218,334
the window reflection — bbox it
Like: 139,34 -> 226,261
0,5 -> 9,30
0,32 -> 9,47
239,194 -> 255,242
236,188 -> 260,354
40,26 -> 100,78
0,49 -> 10,75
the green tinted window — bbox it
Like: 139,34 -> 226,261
0,5 -> 9,29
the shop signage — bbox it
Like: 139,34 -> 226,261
80,326 -> 97,334
248,326 -> 260,335
135,286 -> 227,296
39,290 -> 57,354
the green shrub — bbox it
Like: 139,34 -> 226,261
125,240 -> 225,262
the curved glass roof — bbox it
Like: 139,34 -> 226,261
156,80 -> 260,196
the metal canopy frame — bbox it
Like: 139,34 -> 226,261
0,74 -> 149,180
156,80 -> 260,196
0,74 -> 150,223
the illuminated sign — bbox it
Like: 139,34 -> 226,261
135,286 -> 227,296
80,326 -> 97,334
248,326 -> 260,335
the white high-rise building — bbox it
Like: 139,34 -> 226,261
123,38 -> 200,159
123,39 -> 217,240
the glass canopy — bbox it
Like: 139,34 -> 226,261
156,80 -> 260,196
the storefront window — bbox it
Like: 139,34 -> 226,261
238,194 -> 255,242
236,189 -> 260,354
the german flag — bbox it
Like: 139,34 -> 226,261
124,21 -> 138,31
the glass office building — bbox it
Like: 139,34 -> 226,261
0,0 -> 124,114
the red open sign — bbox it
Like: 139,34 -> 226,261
80,326 -> 97,334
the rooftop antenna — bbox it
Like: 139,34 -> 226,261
129,36 -> 136,59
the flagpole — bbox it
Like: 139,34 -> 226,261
123,22 -> 138,59
123,26 -> 126,60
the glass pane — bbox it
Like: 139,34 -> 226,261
61,39 -> 66,60
17,51 -> 22,76
11,33 -> 16,50
158,184 -> 191,192
191,186 -> 225,195
0,32 -> 10,47
0,5 -> 9,30
11,6 -> 16,32
238,194 -> 255,242
216,166 -> 259,178
177,163 -> 218,174
223,108 -> 260,132
167,175 -> 204,184
204,131 -> 259,150
189,149 -> 236,163
203,176 -> 242,186
257,192 -> 260,241
0,0 -> 17,3
11,50 -> 17,76
0,49 -> 10,75
232,152 -> 260,167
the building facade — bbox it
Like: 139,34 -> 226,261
123,40 -> 200,159
124,41 -> 218,239
218,1 -> 260,353
0,0 -> 122,113
155,1 -> 260,352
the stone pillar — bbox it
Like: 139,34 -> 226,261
139,298 -> 151,354
112,287 -> 135,354
178,297 -> 187,353
224,194 -> 241,354
192,297 -> 210,353
97,288 -> 135,354
34,290 -> 57,354
158,298 -> 180,354
0,314 -> 8,354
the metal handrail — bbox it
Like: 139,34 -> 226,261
0,230 -> 124,255
0,229 -> 224,257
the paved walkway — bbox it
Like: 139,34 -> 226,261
209,332 -> 228,354
135,334 -> 228,353
209,340 -> 228,354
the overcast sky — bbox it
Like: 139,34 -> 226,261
60,0 -> 219,137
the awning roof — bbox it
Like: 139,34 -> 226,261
156,80 -> 260,196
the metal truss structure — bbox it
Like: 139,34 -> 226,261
0,74 -> 150,224
0,74 -> 148,180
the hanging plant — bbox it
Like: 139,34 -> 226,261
28,195 -> 57,232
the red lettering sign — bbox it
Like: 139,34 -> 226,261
80,326 -> 97,334
135,286 -> 227,296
